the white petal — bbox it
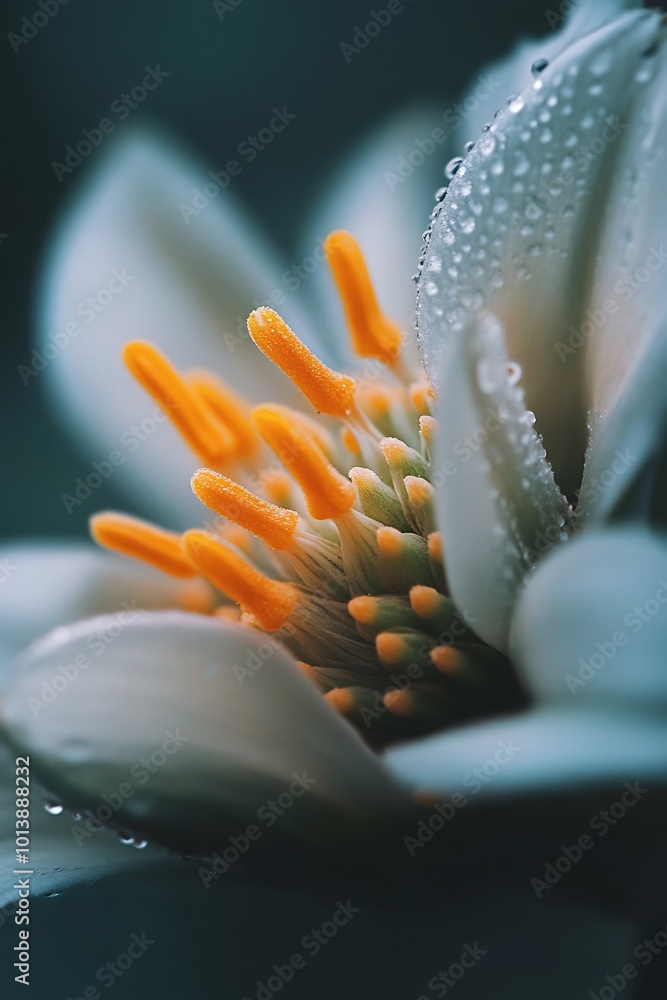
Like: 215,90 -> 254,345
419,10 -> 663,500
434,312 -> 570,651
0,542 -> 212,667
454,1 -> 644,148
385,705 -> 665,798
39,128 -> 313,526
510,526 -> 667,710
1,612 -> 408,855
386,526 -> 667,796
300,106 -> 444,366
576,42 -> 667,520
0,742 -> 169,908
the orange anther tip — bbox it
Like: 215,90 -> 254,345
347,595 -> 375,625
377,526 -> 403,556
324,231 -> 403,363
122,341 -> 236,466
341,426 -> 361,454
409,585 -> 441,618
182,530 -> 299,630
383,689 -> 411,716
247,308 -> 356,418
191,468 -> 298,551
90,512 -> 197,579
430,646 -> 463,674
252,405 -> 356,520
379,437 -> 408,464
375,631 -> 404,664
325,688 -> 355,713
428,532 -> 443,562
405,477 -> 434,506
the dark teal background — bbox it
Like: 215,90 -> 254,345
0,0 -> 553,539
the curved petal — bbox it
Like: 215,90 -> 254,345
433,312 -> 571,652
418,9 -> 663,502
300,105 -> 444,367
458,1 -> 646,143
0,541 -> 212,667
510,526 -> 667,710
576,41 -> 667,521
38,128 -> 313,526
0,742 -> 170,909
1,612 -> 409,856
386,527 -> 667,796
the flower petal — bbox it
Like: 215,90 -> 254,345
419,9 -> 663,501
510,526 -> 667,710
39,128 -> 313,525
300,105 -> 444,366
575,42 -> 667,521
1,612 -> 408,855
0,541 -> 212,667
386,527 -> 667,796
434,311 -> 571,651
0,742 -> 170,908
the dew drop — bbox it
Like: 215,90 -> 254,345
464,140 -> 476,154
118,830 -> 135,846
509,96 -> 525,115
44,799 -> 64,816
531,58 -> 549,77
133,837 -> 148,849
445,157 -> 464,180
435,185 -> 448,202
478,134 -> 496,157
589,51 -> 612,77
461,217 -> 476,234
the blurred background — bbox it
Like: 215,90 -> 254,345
1,0 -> 553,541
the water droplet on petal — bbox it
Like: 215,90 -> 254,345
133,838 -> 148,849
44,799 -> 63,816
531,58 -> 549,77
445,157 -> 464,180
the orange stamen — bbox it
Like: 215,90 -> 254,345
429,646 -> 463,674
410,382 -> 435,416
409,585 -> 441,619
347,595 -> 376,626
324,230 -> 403,362
261,470 -> 294,508
90,512 -> 196,578
325,688 -> 356,713
376,526 -> 404,557
375,631 -> 405,666
191,468 -> 299,551
187,369 -> 259,458
341,426 -> 361,455
419,415 -> 438,450
252,405 -> 356,520
428,532 -> 443,563
383,689 -> 412,716
123,341 -> 236,466
182,530 -> 299,630
247,308 -> 356,418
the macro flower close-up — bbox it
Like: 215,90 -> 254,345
1,1 -> 666,997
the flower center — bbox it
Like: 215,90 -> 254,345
90,230 -> 526,744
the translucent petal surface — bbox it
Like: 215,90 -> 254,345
1,612 -> 408,855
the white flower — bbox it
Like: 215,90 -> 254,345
1,0 -> 666,912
